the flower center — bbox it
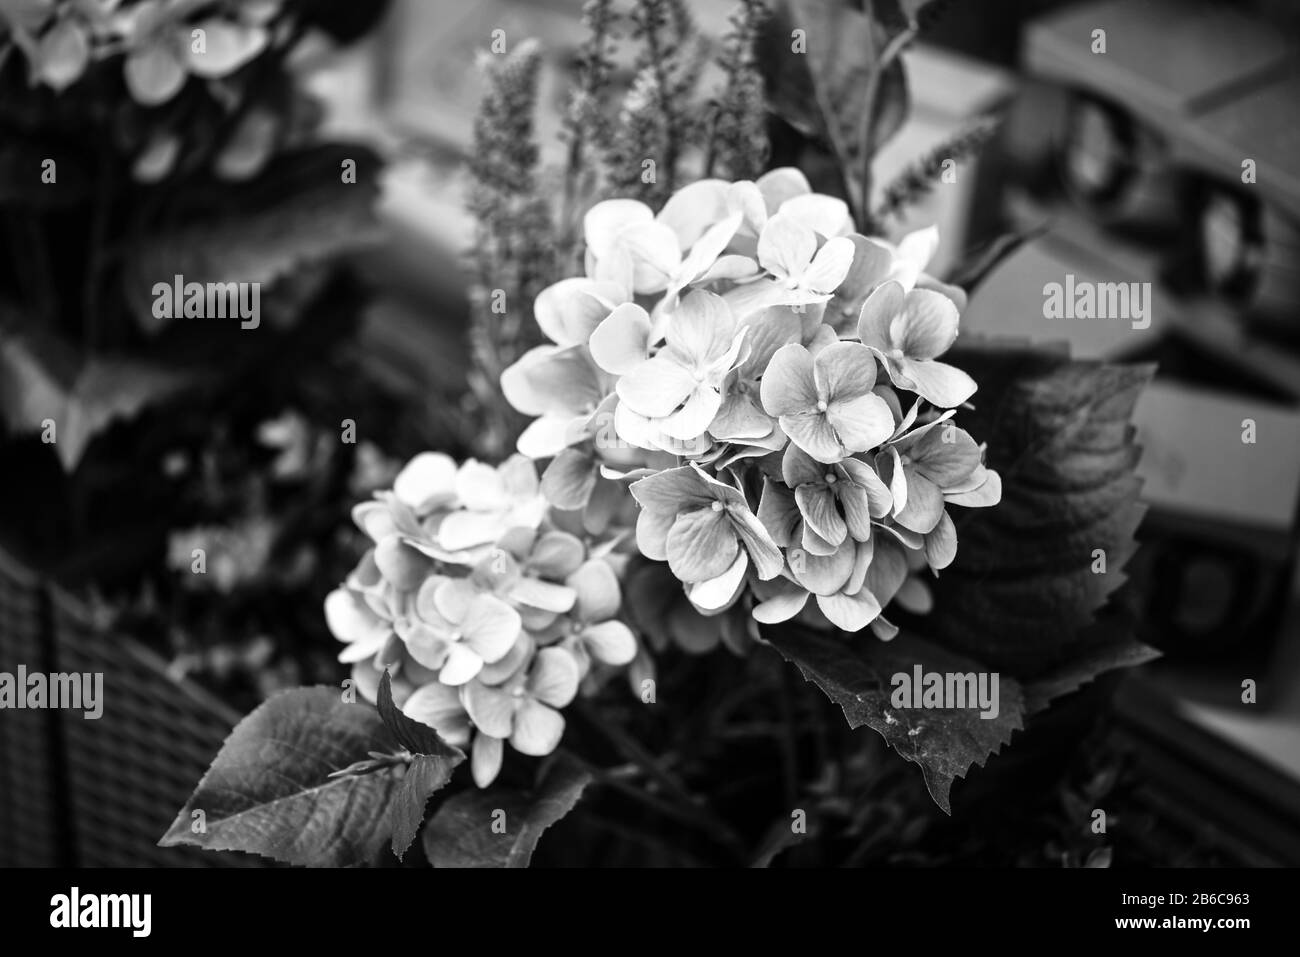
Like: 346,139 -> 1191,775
824,472 -> 837,485
816,399 -> 828,412
710,500 -> 724,512
889,348 -> 905,361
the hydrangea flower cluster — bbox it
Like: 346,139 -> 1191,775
327,171 -> 1001,786
325,452 -> 639,788
502,170 -> 1000,639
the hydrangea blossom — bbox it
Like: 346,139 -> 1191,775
327,170 -> 1001,787
500,168 -> 1000,639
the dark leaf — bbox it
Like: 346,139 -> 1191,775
376,669 -> 465,759
423,755 -> 592,867
121,145 -> 385,333
0,329 -> 192,469
376,670 -> 465,860
159,687 -> 401,867
758,0 -> 910,187
932,339 -> 1157,677
766,625 -> 1024,813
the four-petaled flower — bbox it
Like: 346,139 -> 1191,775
760,340 -> 895,464
857,280 -> 977,408
630,463 -> 782,590
615,290 -> 747,445
461,646 -> 581,786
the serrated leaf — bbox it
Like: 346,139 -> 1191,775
929,340 -> 1157,676
766,625 -> 1024,813
0,330 -> 192,469
423,755 -> 591,868
376,669 -> 465,760
159,687 -> 402,867
376,670 -> 465,860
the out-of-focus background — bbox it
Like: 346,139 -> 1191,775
2,0 -> 1299,867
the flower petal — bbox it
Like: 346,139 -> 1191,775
510,699 -> 565,756
567,558 -> 621,623
816,588 -> 882,631
324,588 -> 388,646
657,178 -> 731,249
438,511 -> 506,552
124,40 -> 186,106
780,411 -> 844,464
839,457 -> 893,517
827,392 -> 895,454
813,340 -> 878,402
757,167 -> 812,214
897,357 -> 977,408
541,449 -> 598,510
393,452 -> 458,514
900,288 -> 961,359
402,683 -> 470,746
856,281 -> 905,352
796,484 -> 847,548
582,620 -> 638,665
534,277 -> 625,348
924,509 -> 958,570
759,343 -> 817,416
666,506 -> 739,583
527,646 -> 580,708
584,199 -> 653,259
507,577 -> 577,614
753,586 -> 810,623
757,213 -> 817,280
946,468 -> 1002,508
865,537 -> 910,605
788,538 -> 856,596
438,642 -> 484,685
185,19 -> 268,77
462,681 -> 517,739
727,504 -> 785,580
501,344 -> 605,418
628,465 -> 712,512
895,471 -> 945,534
778,193 -> 853,239
757,479 -> 801,547
461,594 -> 524,663
471,732 -> 504,788
617,355 -> 697,418
590,302 -> 652,374
800,236 -> 856,292
666,290 -> 737,363
911,425 -> 982,486
528,531 -> 586,579
635,507 -> 674,561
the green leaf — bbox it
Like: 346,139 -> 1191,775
930,340 -> 1157,680
159,687 -> 403,867
376,671 -> 465,860
0,330 -> 192,469
423,755 -> 592,868
766,626 -> 1024,813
